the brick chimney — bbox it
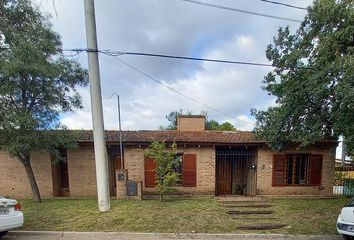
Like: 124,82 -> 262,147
177,115 -> 205,131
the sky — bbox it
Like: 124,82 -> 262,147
33,0 -> 344,157
33,0 -> 311,129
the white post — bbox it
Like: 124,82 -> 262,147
342,136 -> 346,167
83,0 -> 110,212
117,94 -> 124,169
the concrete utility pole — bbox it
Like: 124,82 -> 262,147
84,0 -> 110,212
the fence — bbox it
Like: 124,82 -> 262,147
333,166 -> 354,196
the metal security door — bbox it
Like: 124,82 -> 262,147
216,155 -> 232,195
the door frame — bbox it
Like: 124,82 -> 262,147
51,149 -> 70,197
215,146 -> 257,196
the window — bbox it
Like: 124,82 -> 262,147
173,154 -> 183,185
272,154 -> 322,186
144,153 -> 197,188
286,155 -> 309,185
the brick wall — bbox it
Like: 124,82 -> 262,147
124,146 -> 215,194
67,145 -> 97,197
177,116 -> 205,131
0,150 -> 53,199
0,143 -> 336,198
256,145 -> 336,196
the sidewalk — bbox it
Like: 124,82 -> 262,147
3,231 -> 342,240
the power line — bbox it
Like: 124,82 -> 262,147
112,51 -> 275,67
102,52 -> 251,124
259,0 -> 307,10
1,47 -> 273,67
106,50 -> 311,70
177,0 -> 302,23
1,47 -> 311,69
60,48 -> 277,67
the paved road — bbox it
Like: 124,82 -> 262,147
2,231 -> 343,240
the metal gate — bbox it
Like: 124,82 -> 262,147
334,165 -> 354,196
215,147 -> 257,196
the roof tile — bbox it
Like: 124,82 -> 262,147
74,130 -> 264,144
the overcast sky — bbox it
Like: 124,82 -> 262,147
33,0 -> 314,132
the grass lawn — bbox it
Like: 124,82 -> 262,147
19,197 -> 348,234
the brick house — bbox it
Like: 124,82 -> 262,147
0,115 -> 337,198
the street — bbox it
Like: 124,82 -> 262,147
2,231 -> 343,240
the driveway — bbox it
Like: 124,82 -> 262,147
2,231 -> 343,240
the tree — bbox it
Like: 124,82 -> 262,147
252,0 -> 354,153
163,109 -> 237,131
205,120 -> 220,130
0,0 -> 88,202
218,122 -> 236,131
145,140 -> 179,201
164,109 -> 184,130
205,120 -> 236,131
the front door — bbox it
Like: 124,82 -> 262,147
216,156 -> 232,195
59,161 -> 70,196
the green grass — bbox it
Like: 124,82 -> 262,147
270,197 -> 348,235
18,197 -> 349,234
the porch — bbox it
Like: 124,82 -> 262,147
215,146 -> 257,196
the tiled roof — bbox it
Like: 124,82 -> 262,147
74,130 -> 265,145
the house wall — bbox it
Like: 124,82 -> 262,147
124,146 -> 215,194
0,151 -> 53,199
256,145 -> 336,196
67,145 -> 97,197
63,143 -> 336,197
0,142 -> 335,198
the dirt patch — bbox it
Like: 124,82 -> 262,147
231,217 -> 278,220
220,201 -> 269,205
224,204 -> 273,208
226,210 -> 274,215
237,224 -> 287,230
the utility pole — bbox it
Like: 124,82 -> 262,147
84,0 -> 110,212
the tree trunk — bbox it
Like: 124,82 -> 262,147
19,156 -> 42,203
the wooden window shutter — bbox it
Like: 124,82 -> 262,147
309,154 -> 322,186
144,157 -> 156,187
183,154 -> 197,187
272,154 -> 286,186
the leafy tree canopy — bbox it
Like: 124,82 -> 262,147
162,109 -> 237,131
0,0 -> 88,202
252,0 -> 354,154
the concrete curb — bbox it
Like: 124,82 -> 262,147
8,231 -> 342,239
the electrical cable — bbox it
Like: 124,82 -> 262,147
103,52 -> 252,124
259,0 -> 307,10
177,0 -> 302,23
